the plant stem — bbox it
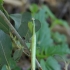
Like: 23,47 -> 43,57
0,10 -> 42,70
65,63 -> 68,70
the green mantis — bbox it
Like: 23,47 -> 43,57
28,17 -> 42,70
31,18 -> 36,70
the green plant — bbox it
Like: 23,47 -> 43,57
0,1 -> 70,70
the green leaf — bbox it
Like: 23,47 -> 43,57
46,43 -> 70,56
1,65 -> 7,70
18,12 -> 32,41
0,14 -> 9,34
37,43 -> 70,59
60,20 -> 69,29
8,58 -> 17,69
52,32 -> 67,43
0,5 -> 3,11
13,67 -> 21,70
35,8 -> 53,48
10,14 -> 22,29
30,4 -> 38,14
35,20 -> 41,32
18,12 -> 31,38
42,5 -> 56,20
0,0 -> 3,5
42,5 -> 69,30
0,30 -> 12,69
13,49 -> 23,60
54,19 -> 69,29
40,59 -> 48,70
46,57 -> 61,70
40,57 -> 61,70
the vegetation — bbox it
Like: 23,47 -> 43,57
0,0 -> 70,70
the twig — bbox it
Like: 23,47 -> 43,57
36,59 -> 42,70
0,10 -> 42,70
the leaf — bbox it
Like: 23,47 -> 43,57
46,56 -> 61,70
0,0 -> 3,5
30,4 -> 38,14
13,49 -> 23,60
0,13 -> 9,34
43,5 -> 69,29
46,43 -> 70,56
42,5 -> 56,20
1,65 -> 7,70
54,19 -> 69,29
0,30 -> 12,69
60,20 -> 69,29
1,58 -> 20,70
10,14 -> 22,29
37,42 -> 70,59
8,58 -> 17,69
52,32 -> 67,43
40,59 -> 48,70
40,57 -> 61,70
35,8 -> 53,48
18,12 -> 31,37
13,67 -> 21,70
18,12 -> 32,41
0,5 -> 3,11
35,20 -> 41,32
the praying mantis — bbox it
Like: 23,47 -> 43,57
30,18 -> 36,70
